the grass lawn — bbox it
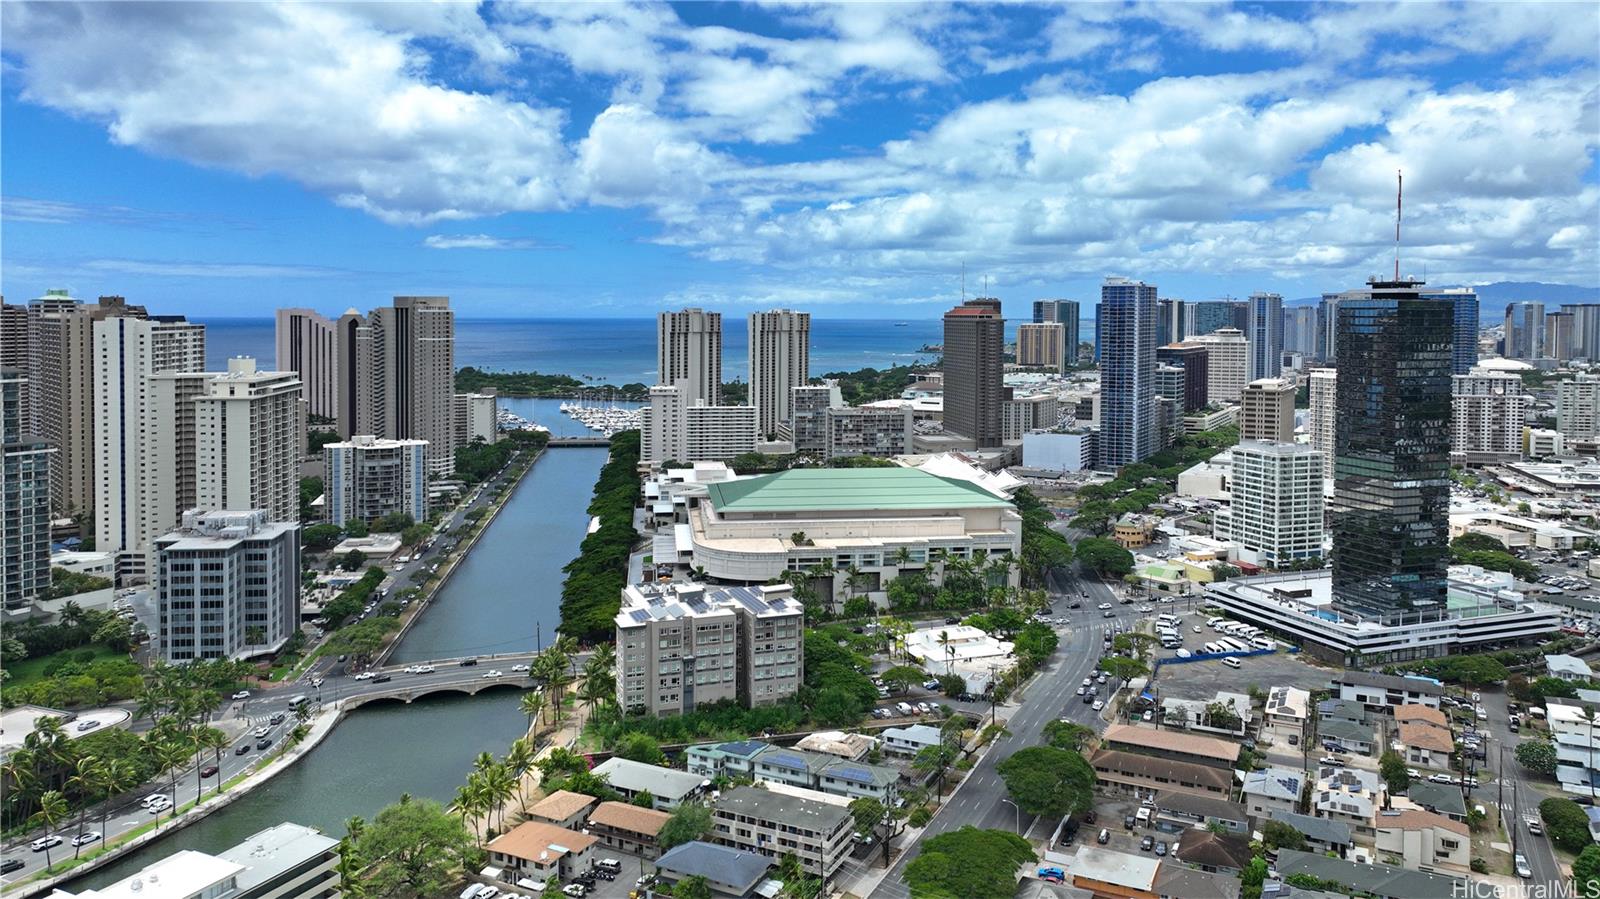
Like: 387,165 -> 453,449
5,643 -> 124,689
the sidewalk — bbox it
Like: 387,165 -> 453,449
468,679 -> 595,844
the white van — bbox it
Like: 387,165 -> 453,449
1203,642 -> 1223,654
1250,636 -> 1276,650
1157,615 -> 1180,628
1222,657 -> 1242,669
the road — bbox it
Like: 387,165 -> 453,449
870,566 -> 1140,899
1477,686 -> 1564,888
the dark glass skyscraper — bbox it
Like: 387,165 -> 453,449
1157,298 -> 1186,346
1246,292 -> 1283,381
1331,279 -> 1453,626
1422,288 -> 1478,374
943,298 -> 1005,447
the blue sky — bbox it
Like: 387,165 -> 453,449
2,1 -> 1596,319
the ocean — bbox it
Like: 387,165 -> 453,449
202,316 -> 1096,383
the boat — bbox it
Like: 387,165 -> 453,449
894,321 -> 909,326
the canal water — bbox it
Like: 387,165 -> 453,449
67,398 -> 629,889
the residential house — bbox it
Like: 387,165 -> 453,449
795,730 -> 876,761
1273,849 -> 1462,899
1331,672 -> 1443,712
817,759 -> 900,804
1154,866 -> 1240,899
1268,811 -> 1352,858
526,790 -> 596,830
1159,692 -> 1251,738
1373,809 -> 1471,874
1394,704 -> 1450,729
1100,724 -> 1241,769
1548,653 -> 1595,682
711,785 -> 854,879
585,801 -> 672,859
1152,793 -> 1250,835
1315,767 -> 1383,838
1068,846 -> 1159,899
1089,749 -> 1234,800
1316,718 -> 1376,757
1263,687 -> 1310,745
486,821 -> 598,885
1173,829 -> 1253,874
1400,781 -> 1467,823
882,724 -> 943,758
1396,721 -> 1454,770
1241,767 -> 1304,820
654,841 -> 774,898
592,757 -> 707,810
1317,699 -> 1368,723
752,746 -> 831,789
687,740 -> 769,780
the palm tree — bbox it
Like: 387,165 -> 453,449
519,690 -> 546,732
3,749 -> 42,823
203,729 -> 232,795
552,634 -> 581,679
891,547 -> 913,568
29,790 -> 68,871
937,630 -> 954,675
504,739 -> 536,816
156,740 -> 191,820
58,601 -> 85,629
67,755 -> 101,858
579,670 -> 613,720
453,782 -> 488,846
590,642 -> 616,673
99,758 -> 138,841
483,762 -> 518,832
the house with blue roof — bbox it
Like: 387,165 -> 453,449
818,758 -> 900,804
686,740 -> 769,780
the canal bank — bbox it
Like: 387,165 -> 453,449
58,399 -> 609,893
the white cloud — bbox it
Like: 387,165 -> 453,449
423,234 -> 564,250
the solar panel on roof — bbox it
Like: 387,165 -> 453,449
829,765 -> 874,784
630,609 -> 651,622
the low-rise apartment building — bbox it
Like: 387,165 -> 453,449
585,800 -> 671,859
711,785 -> 854,880
485,821 -> 596,885
1099,724 -> 1241,769
591,758 -> 708,810
614,582 -> 803,716
1089,749 -> 1233,799
1373,808 -> 1471,874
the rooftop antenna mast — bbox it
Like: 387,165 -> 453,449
1395,168 -> 1403,282
961,262 -> 967,301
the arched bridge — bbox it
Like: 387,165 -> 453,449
547,436 -> 612,447
340,671 -> 535,709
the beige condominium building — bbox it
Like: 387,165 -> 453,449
1181,327 -> 1250,403
1237,377 -> 1296,443
274,307 -> 340,421
615,582 -> 803,716
193,358 -> 305,524
1016,322 -> 1067,372
369,296 -> 456,475
748,309 -> 809,439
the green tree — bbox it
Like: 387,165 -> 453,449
903,826 -> 1035,899
352,798 -> 474,897
1543,797 -> 1595,853
340,549 -> 368,571
1241,855 -> 1268,899
1261,820 -> 1307,852
343,518 -> 369,538
303,523 -> 343,550
28,790 -> 69,870
1074,538 -> 1135,578
658,801 -> 714,851
631,789 -> 656,809
1573,844 -> 1600,899
615,732 -> 667,766
1101,656 -> 1148,683
1517,739 -> 1558,777
1042,720 -> 1093,751
675,874 -> 713,899
995,746 -> 1096,819
881,665 -> 926,696
1379,750 -> 1411,792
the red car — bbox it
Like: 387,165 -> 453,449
200,765 -> 219,778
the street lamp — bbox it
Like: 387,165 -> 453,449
1000,798 -> 1023,835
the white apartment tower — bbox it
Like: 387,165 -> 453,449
1184,328 -> 1250,403
324,435 -> 429,526
193,358 -> 305,522
454,391 -> 500,446
1308,368 -> 1337,480
658,308 -> 722,406
1557,375 -> 1600,440
155,509 -> 300,662
748,309 -> 809,438
1218,441 -> 1325,568
641,382 -> 757,465
94,316 -> 207,582
273,307 -> 339,421
1452,368 -> 1529,465
369,296 -> 456,476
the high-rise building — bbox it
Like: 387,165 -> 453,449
1155,344 -> 1208,412
1016,322 -> 1066,371
0,301 -> 28,426
1561,304 -> 1600,361
1157,298 -> 1187,346
1545,312 -> 1576,362
1331,280 -> 1452,626
1098,278 -> 1158,468
658,308 -> 722,406
615,582 -> 804,716
786,382 -> 843,455
369,296 -> 455,475
640,382 -> 757,464
748,310 -> 810,438
193,358 -> 305,522
1155,364 -> 1188,413
335,308 -> 373,439
453,391 -> 500,446
1183,328 -> 1250,404
324,435 -> 430,526
1422,288 -> 1478,375
27,291 -> 148,514
1451,368 -> 1529,465
1,370 -> 53,612
825,406 -> 913,459
1246,292 -> 1284,382
1185,300 -> 1246,338
1238,378 -> 1296,443
1503,302 -> 1544,360
1557,375 -> 1600,440
155,509 -> 299,662
1308,368 -> 1337,481
1316,291 -> 1365,365
273,307 -> 339,421
1283,306 -> 1320,357
1216,441 -> 1324,569
942,298 -> 1006,448
1002,393 -> 1060,441
94,315 -> 207,582
1032,299 -> 1081,361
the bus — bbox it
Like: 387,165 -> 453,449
1157,615 -> 1181,628
1250,636 -> 1277,650
287,695 -> 309,710
1219,637 -> 1251,653
1203,641 -> 1224,654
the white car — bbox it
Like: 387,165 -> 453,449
71,831 -> 102,847
231,690 -> 250,700
417,665 -> 435,674
30,835 -> 63,852
1097,602 -> 1113,610
482,669 -> 504,678
404,666 -> 420,674
1192,625 -> 1202,633
511,664 -> 530,672
254,726 -> 271,738
1515,853 -> 1532,879
1092,700 -> 1104,711
353,672 -> 375,680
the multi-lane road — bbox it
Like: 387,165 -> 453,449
870,569 -> 1138,899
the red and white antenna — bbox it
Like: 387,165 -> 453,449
1394,169 -> 1403,281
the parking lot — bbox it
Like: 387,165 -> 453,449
1153,638 -> 1333,702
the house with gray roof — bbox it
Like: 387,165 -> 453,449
1153,793 -> 1249,835
882,723 -> 943,757
1403,781 -> 1467,822
1317,698 -> 1368,723
1155,865 -> 1241,899
712,785 -> 854,879
1332,671 -> 1443,712
1273,849 -> 1462,899
818,758 -> 900,804
592,757 -> 707,810
1317,718 -> 1376,756
1242,767 -> 1304,820
753,745 -> 831,787
655,841 -> 774,897
686,740 -> 769,780
1548,653 -> 1595,682
1268,810 -> 1352,857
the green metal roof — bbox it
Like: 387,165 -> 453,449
705,468 -> 1013,513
